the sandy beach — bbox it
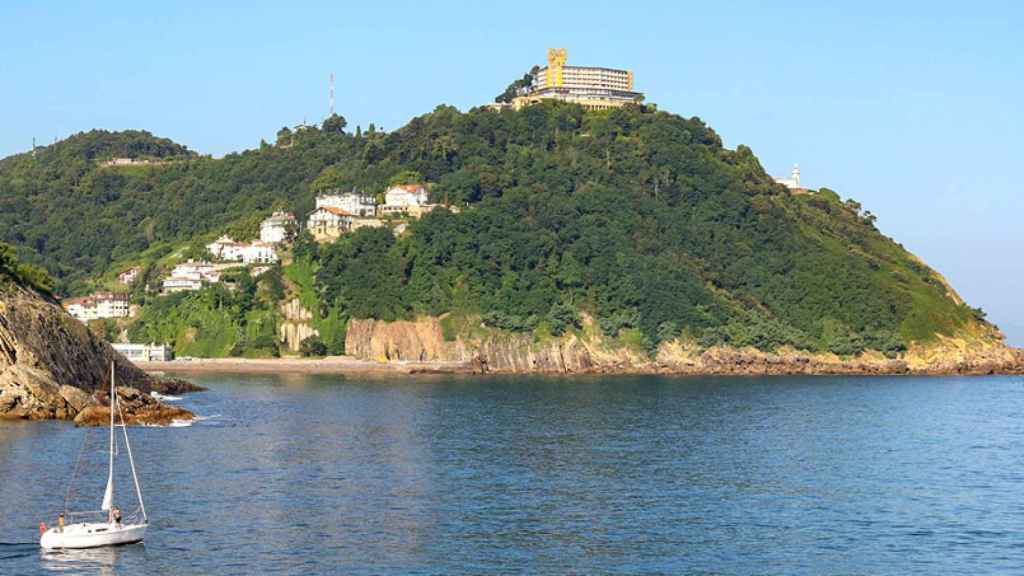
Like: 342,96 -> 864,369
135,356 -> 474,375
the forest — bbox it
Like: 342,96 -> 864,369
0,103 -> 983,356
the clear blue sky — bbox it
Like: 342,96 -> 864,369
2,1 -> 1021,344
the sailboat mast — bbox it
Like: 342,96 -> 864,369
106,362 -> 115,512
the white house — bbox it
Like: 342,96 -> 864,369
207,235 -> 278,263
316,190 -> 377,217
162,276 -> 204,293
383,184 -> 429,208
307,206 -> 353,242
171,260 -> 219,280
380,183 -> 441,218
260,211 -> 296,244
62,292 -> 130,322
207,235 -> 246,261
240,241 -> 279,264
162,261 -> 221,293
112,343 -> 174,362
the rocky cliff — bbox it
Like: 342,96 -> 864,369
0,282 -> 198,421
345,315 -> 1024,376
278,297 -> 318,354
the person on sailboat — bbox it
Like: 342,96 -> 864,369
57,512 -> 64,533
112,506 -> 122,527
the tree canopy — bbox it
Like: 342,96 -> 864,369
0,102 -> 983,355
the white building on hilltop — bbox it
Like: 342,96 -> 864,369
774,164 -> 807,192
260,211 -> 296,244
316,190 -> 377,217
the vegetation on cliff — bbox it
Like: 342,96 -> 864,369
126,267 -> 284,358
0,242 -> 53,294
0,104 -> 995,357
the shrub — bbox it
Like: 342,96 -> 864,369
299,336 -> 328,357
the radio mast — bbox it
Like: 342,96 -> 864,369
329,72 -> 335,118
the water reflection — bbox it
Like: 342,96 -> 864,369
39,543 -> 146,574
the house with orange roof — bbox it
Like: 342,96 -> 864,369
307,205 -> 354,242
380,183 -> 442,218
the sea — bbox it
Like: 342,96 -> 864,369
2,373 -> 1024,575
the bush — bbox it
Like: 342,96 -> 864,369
299,336 -> 328,357
547,302 -> 581,336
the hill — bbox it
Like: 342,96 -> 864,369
0,103 -> 1009,359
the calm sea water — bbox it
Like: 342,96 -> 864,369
2,373 -> 1024,575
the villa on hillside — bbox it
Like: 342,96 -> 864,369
316,190 -> 377,217
260,211 -> 296,244
206,235 -> 279,264
62,292 -> 130,322
162,260 -> 221,293
305,183 -> 447,242
379,183 -> 442,218
118,266 -> 142,285
207,235 -> 246,261
307,206 -> 353,242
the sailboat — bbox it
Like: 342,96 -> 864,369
40,362 -> 149,549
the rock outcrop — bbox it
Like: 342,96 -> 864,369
346,316 -> 648,373
345,315 -> 1024,376
0,282 -> 200,422
278,297 -> 318,354
73,387 -> 193,427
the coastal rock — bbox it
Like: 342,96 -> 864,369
345,315 -> 1024,376
73,386 -> 194,427
345,316 -> 643,373
0,282 -> 200,421
59,385 -> 93,413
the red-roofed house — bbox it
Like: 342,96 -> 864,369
307,206 -> 353,242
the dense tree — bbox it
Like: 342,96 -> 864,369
321,114 -> 348,134
0,103 -> 984,356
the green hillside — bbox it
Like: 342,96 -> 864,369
0,103 -> 989,355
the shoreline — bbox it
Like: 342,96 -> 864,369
134,355 -> 1024,377
136,356 -> 476,375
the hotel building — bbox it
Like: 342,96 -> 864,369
511,48 -> 644,111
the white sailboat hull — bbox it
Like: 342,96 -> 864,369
40,522 -> 147,549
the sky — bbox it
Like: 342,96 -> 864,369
1,1 -> 1021,344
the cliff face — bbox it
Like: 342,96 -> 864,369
346,316 -> 644,373
278,297 -> 318,354
345,316 -> 1024,376
0,282 -> 195,421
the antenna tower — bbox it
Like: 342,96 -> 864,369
329,72 -> 335,117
